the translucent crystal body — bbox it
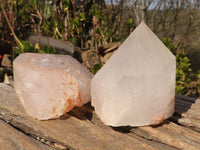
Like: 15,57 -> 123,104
91,23 -> 176,127
14,53 -> 93,120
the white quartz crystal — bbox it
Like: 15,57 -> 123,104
14,53 -> 93,120
91,22 -> 176,127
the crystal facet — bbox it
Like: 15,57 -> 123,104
14,53 -> 93,120
91,22 -> 176,127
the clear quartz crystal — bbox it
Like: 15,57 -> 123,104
91,22 -> 176,127
14,53 -> 93,120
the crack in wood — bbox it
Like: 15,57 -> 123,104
1,83 -> 200,150
129,127 -> 179,150
0,108 -> 71,150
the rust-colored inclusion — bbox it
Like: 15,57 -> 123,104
152,113 -> 164,125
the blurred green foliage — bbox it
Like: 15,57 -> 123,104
163,37 -> 176,54
2,0 -> 123,47
163,37 -> 200,96
91,63 -> 104,74
14,41 -> 56,58
197,70 -> 200,92
0,70 -> 3,77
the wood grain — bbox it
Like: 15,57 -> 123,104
0,119 -> 54,150
0,83 -> 200,150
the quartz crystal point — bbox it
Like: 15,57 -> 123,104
14,53 -> 93,120
91,22 -> 176,127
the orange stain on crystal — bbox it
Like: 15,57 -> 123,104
152,113 -> 164,125
52,107 -> 56,114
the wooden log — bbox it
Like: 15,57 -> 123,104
169,95 -> 200,133
139,121 -> 200,150
0,119 -> 54,150
1,83 -> 200,150
104,45 -> 118,53
100,42 -> 121,51
171,116 -> 200,132
98,42 -> 121,55
175,94 -> 197,103
0,83 -> 159,150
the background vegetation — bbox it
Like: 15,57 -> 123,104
0,0 -> 200,97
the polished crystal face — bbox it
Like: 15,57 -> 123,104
14,53 -> 93,120
91,22 -> 176,127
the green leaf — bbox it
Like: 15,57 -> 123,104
91,5 -> 97,16
64,7 -> 69,12
62,0 -> 71,7
22,41 -> 35,52
14,47 -> 22,58
80,12 -> 86,21
35,43 -> 40,50
39,50 -> 46,53
72,37 -> 78,45
42,46 -> 56,54
127,18 -> 133,28
91,63 -> 104,74
72,17 -> 81,27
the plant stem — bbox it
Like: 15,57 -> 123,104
93,16 -> 101,65
1,0 -> 24,53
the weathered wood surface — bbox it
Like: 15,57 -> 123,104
0,83 -> 200,150
0,120 -> 54,150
